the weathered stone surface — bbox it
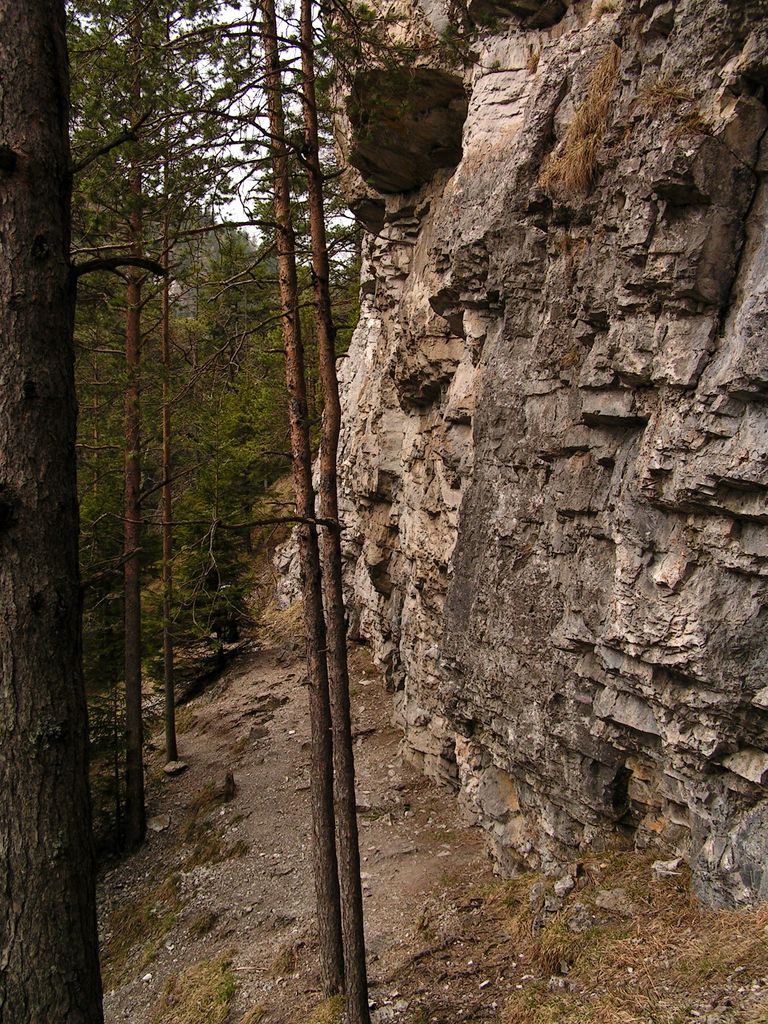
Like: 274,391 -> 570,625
279,0 -> 768,907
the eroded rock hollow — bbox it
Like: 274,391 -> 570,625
299,0 -> 768,907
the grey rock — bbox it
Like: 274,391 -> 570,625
594,888 -> 636,917
652,856 -> 683,880
554,875 -> 575,898
371,1000 -> 409,1023
162,760 -> 188,776
566,903 -> 598,934
722,749 -> 768,785
346,68 -> 468,194
281,0 -> 768,908
147,814 -> 170,833
528,880 -> 546,911
547,975 -> 571,992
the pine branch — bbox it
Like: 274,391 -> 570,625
70,110 -> 152,175
71,256 -> 167,280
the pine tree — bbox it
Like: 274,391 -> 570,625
70,0 -> 246,843
259,0 -> 345,996
300,1 -> 371,1018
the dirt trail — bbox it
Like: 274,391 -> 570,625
99,638 -> 494,1024
99,636 -> 768,1024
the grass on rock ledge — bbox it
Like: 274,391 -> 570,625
497,849 -> 768,1024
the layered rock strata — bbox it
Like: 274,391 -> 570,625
309,0 -> 768,906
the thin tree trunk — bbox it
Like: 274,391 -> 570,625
124,253 -> 145,846
300,4 -> 370,1020
161,209 -> 177,764
0,2 -> 104,1019
113,676 -> 123,845
123,5 -> 146,846
260,0 -> 344,996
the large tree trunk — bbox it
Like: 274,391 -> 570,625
259,0 -> 344,997
0,2 -> 105,1020
300,5 -> 371,1020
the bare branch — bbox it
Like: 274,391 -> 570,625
72,256 -> 167,281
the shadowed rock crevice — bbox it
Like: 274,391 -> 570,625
346,68 -> 468,194
466,0 -> 567,29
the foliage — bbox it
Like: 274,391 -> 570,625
68,0 -> 363,852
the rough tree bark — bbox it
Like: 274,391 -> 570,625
0,1 -> 105,1020
259,0 -> 345,996
299,2 -> 371,1020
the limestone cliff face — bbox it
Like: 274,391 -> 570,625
332,0 -> 768,907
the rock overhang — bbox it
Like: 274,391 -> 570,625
346,67 -> 469,194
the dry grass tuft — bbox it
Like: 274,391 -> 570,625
636,74 -> 714,140
539,43 -> 621,195
239,1007 -> 267,1024
182,818 -> 248,870
230,733 -> 251,756
304,994 -> 344,1024
672,108 -> 715,138
498,849 -> 768,1024
153,953 -> 237,1024
188,910 -> 218,938
637,74 -> 693,112
188,782 -> 219,817
227,837 -> 250,859
181,786 -> 249,869
270,939 -> 299,977
102,872 -> 185,987
560,346 -> 582,370
175,705 -> 198,735
591,0 -> 620,16
183,816 -> 224,865
259,598 -> 304,651
530,914 -> 585,974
